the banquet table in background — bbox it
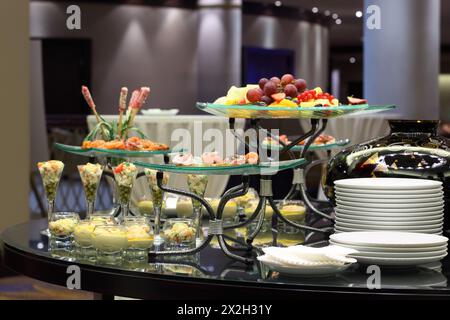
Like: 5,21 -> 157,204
87,115 -> 245,204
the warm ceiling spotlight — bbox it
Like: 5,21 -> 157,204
332,13 -> 339,19
312,7 -> 319,13
335,18 -> 342,25
355,10 -> 363,18
274,1 -> 282,7
349,57 -> 356,64
324,10 -> 331,16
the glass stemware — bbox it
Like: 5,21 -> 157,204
78,163 -> 103,219
112,162 -> 138,221
144,169 -> 169,245
186,174 -> 208,244
37,160 -> 64,236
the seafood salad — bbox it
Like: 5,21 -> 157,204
163,221 -> 196,245
78,163 -> 103,202
49,217 -> 79,237
113,162 -> 138,204
144,169 -> 169,207
187,174 -> 208,209
37,160 -> 64,201
172,152 -> 259,166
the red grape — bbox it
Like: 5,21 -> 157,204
260,95 -> 273,106
263,81 -> 278,96
281,74 -> 294,86
258,78 -> 269,90
270,77 -> 281,85
294,79 -> 307,92
246,88 -> 264,103
284,84 -> 298,98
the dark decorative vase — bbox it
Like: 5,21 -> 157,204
324,120 -> 450,231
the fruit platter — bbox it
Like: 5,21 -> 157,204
197,74 -> 395,119
54,86 -> 174,158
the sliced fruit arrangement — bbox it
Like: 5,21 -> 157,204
213,74 -> 368,108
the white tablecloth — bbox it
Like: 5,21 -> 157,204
87,115 -> 245,203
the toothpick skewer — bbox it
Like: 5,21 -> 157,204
81,86 -> 102,124
123,87 -> 150,139
117,87 -> 128,140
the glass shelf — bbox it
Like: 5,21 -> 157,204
134,158 -> 307,175
262,139 -> 351,151
196,103 -> 396,119
54,143 -> 178,158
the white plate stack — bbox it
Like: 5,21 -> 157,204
330,231 -> 448,266
334,178 -> 444,235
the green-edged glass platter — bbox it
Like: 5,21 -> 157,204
134,158 -> 307,175
262,139 -> 351,151
54,143 -> 179,158
196,103 -> 396,119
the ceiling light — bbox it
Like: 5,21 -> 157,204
335,18 -> 342,25
332,13 -> 339,19
312,7 -> 319,13
349,57 -> 356,64
355,10 -> 363,18
274,1 -> 282,7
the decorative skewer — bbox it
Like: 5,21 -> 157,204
117,87 -> 128,140
81,86 -> 102,124
123,87 -> 150,139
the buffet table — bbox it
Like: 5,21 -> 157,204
2,219 -> 450,300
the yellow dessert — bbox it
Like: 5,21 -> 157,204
278,204 -> 306,223
208,198 -> 237,220
126,224 -> 154,249
92,226 -> 128,252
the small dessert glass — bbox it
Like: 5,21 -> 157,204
124,216 -> 154,261
113,162 -> 138,221
276,200 -> 306,247
92,225 -> 128,264
74,219 -> 106,260
145,169 -> 169,245
37,160 -> 64,236
89,212 -> 117,225
48,212 -> 80,249
186,174 -> 208,244
78,163 -> 103,219
162,218 -> 196,250
176,196 -> 194,218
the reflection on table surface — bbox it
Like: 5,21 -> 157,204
2,219 -> 449,292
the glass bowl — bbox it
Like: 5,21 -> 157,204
49,212 -> 80,249
92,225 -> 128,264
162,218 -> 196,250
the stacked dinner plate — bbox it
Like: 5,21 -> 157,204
330,231 -> 448,266
334,178 -> 444,235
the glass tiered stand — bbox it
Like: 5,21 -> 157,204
55,103 -> 395,264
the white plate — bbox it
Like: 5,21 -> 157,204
335,187 -> 442,195
141,108 -> 179,116
353,253 -> 447,266
350,249 -> 447,258
334,226 -> 442,234
335,216 -> 443,226
336,205 -> 443,213
330,231 -> 448,248
335,212 -> 443,222
257,255 -> 353,276
335,208 -> 444,217
329,240 -> 448,252
335,190 -> 444,199
336,195 -> 443,204
334,178 -> 442,190
336,199 -> 444,209
335,221 -> 443,230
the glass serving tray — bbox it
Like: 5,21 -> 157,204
134,158 -> 307,175
196,103 -> 396,119
262,139 -> 351,151
54,143 -> 177,158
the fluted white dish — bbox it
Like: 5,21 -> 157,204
334,178 -> 442,190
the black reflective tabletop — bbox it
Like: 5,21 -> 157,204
1,219 -> 450,299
